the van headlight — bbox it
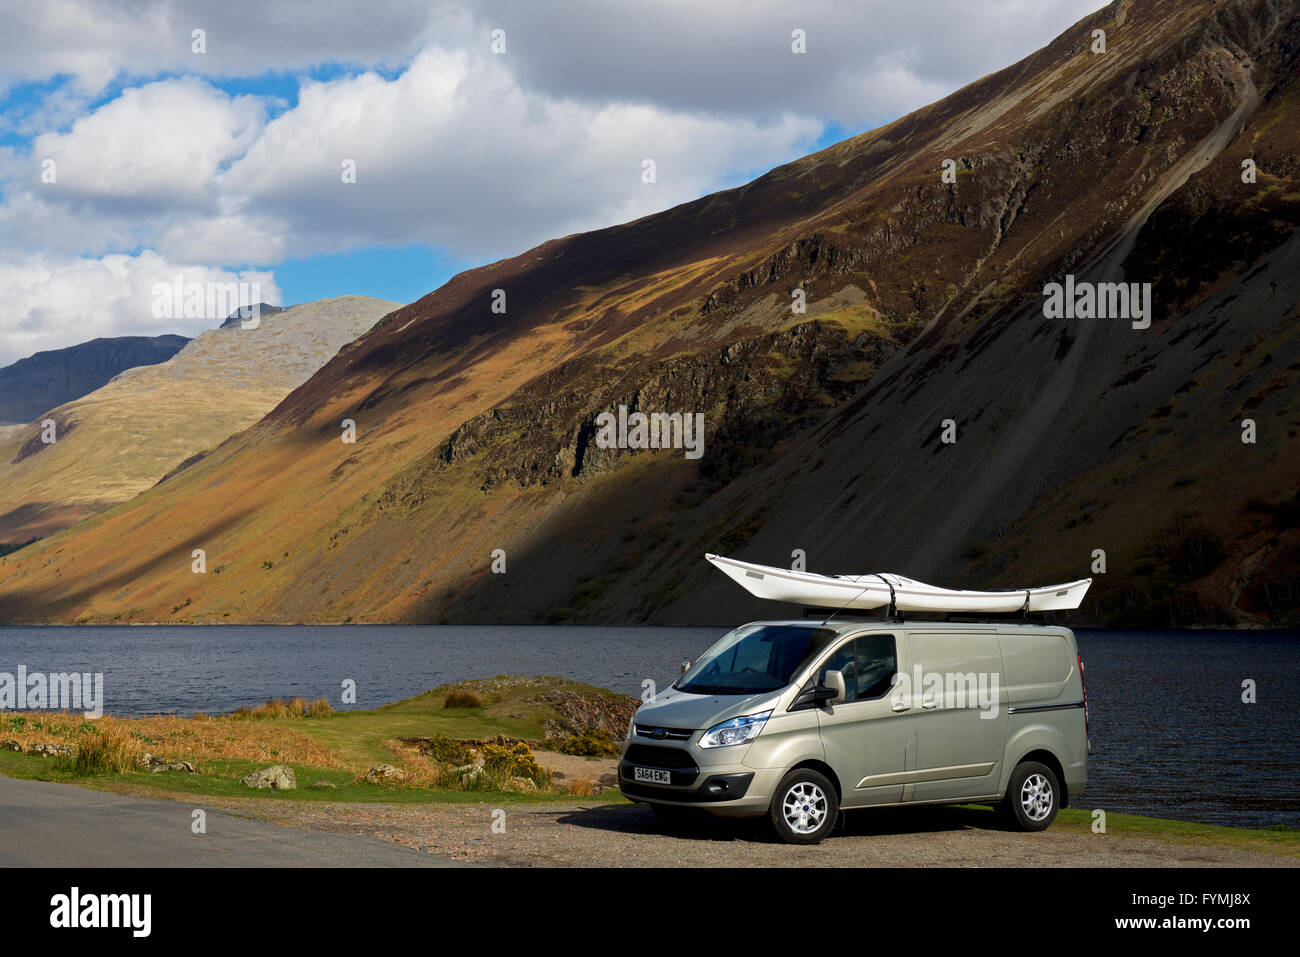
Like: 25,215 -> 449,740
625,715 -> 637,743
699,710 -> 772,749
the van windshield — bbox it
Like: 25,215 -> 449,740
676,624 -> 836,696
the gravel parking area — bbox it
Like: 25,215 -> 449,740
223,799 -> 1295,867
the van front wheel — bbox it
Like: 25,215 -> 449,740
1001,761 -> 1060,831
770,769 -> 838,844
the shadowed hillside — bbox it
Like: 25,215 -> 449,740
0,334 -> 189,425
0,0 -> 1297,627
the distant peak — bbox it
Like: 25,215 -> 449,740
219,303 -> 287,329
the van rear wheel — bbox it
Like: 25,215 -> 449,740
770,768 -> 838,844
1001,761 -> 1060,831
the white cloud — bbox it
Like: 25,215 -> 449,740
29,78 -> 265,209
0,1 -> 1111,123
0,251 -> 279,365
469,0 -> 1109,127
218,49 -> 822,258
0,78 -> 269,261
0,0 -> 438,97
154,213 -> 289,265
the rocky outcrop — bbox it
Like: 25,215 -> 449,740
29,743 -> 71,757
363,764 -> 407,784
218,303 -> 287,329
137,753 -> 198,773
378,318 -> 893,501
240,764 -> 296,790
531,691 -> 640,742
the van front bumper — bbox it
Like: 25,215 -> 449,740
618,757 -> 784,817
620,770 -> 754,803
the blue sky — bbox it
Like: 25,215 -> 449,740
273,244 -> 471,308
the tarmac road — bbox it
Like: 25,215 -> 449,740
0,776 -> 461,867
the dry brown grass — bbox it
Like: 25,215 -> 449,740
250,699 -> 289,719
444,689 -> 483,709
563,777 -> 602,797
0,712 -> 349,770
229,697 -> 332,720
1,709 -> 597,796
380,739 -> 439,788
63,724 -> 140,776
379,738 -> 574,795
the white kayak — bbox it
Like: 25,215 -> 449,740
705,554 -> 1091,613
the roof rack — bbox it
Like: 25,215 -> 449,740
800,606 -> 1055,625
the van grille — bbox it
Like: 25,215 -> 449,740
623,744 -> 697,770
634,725 -> 694,741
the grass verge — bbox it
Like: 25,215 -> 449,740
0,675 -> 634,806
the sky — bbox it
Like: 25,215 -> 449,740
0,0 -> 1108,366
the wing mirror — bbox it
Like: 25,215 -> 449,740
680,659 -> 692,674
823,670 -> 847,704
790,672 -> 845,711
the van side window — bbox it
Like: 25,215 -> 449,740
854,634 -> 897,700
818,643 -> 856,700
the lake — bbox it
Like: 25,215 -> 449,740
0,624 -> 1295,829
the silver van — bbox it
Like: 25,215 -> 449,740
619,618 -> 1088,843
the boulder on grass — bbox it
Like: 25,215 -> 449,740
150,760 -> 197,774
363,764 -> 407,784
240,764 -> 296,790
0,740 -> 22,753
138,753 -> 197,773
30,743 -> 71,757
450,765 -> 483,787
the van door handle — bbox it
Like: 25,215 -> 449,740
891,700 -> 909,713
922,698 -> 938,710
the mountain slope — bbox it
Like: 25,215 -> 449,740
0,296 -> 397,543
0,0 -> 1297,626
0,335 -> 189,425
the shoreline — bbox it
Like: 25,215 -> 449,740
1,672 -> 1296,841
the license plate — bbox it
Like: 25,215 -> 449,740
633,767 -> 671,784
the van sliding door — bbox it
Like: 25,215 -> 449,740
905,631 -> 1008,803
